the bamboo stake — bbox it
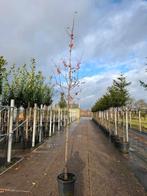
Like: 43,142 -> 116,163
52,108 -> 55,134
49,107 -> 52,137
25,108 -> 29,142
129,111 -> 132,128
58,108 -> 60,131
64,106 -> 70,179
61,109 -> 63,127
0,109 -> 1,132
44,105 -> 48,132
32,104 -> 37,147
7,108 -> 10,135
106,111 -> 109,131
122,110 -> 125,142
114,108 -> 118,136
7,99 -> 14,163
39,104 -> 43,143
47,106 -> 50,134
125,107 -> 129,143
139,110 -> 142,132
15,108 -> 19,142
63,109 -> 65,127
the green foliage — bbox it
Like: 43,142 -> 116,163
0,56 -> 7,95
91,74 -> 131,112
2,58 -> 53,107
140,80 -> 147,90
91,94 -> 111,112
109,74 -> 131,107
59,92 -> 67,108
140,60 -> 147,90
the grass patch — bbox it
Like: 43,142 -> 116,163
130,118 -> 147,132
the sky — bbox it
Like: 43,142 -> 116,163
0,0 -> 147,109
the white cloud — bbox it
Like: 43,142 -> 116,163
79,67 -> 147,109
0,0 -> 147,108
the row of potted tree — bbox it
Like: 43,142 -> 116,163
92,74 -> 131,153
0,57 -> 53,108
92,74 -> 131,112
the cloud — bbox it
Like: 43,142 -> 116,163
80,68 -> 147,109
79,0 -> 147,62
0,0 -> 147,108
79,72 -> 116,108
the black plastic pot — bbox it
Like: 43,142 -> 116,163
120,142 -> 129,153
110,134 -> 116,143
114,137 -> 121,148
57,173 -> 76,196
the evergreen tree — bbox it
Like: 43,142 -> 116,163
140,59 -> 147,90
0,56 -> 7,104
59,92 -> 67,108
140,81 -> 147,89
91,74 -> 131,112
109,74 -> 131,107
2,58 -> 53,107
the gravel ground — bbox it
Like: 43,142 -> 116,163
0,117 -> 146,196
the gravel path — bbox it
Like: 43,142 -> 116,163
0,118 -> 146,196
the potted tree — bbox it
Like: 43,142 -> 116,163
55,18 -> 81,195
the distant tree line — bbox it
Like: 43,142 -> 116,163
0,56 -> 53,108
91,74 -> 131,112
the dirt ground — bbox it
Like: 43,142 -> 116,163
0,118 -> 146,196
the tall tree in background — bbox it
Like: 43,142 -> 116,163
0,56 -> 7,105
140,81 -> 147,89
59,92 -> 67,108
140,58 -> 147,90
109,74 -> 131,107
92,74 -> 131,112
2,58 -> 53,107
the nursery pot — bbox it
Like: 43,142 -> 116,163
120,142 -> 129,154
57,173 -> 76,196
110,134 -> 115,143
105,130 -> 110,137
114,137 -> 121,149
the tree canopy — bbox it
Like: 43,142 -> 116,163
58,92 -> 67,108
0,56 -> 7,102
2,58 -> 53,107
92,74 -> 131,112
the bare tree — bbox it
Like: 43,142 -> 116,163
54,17 -> 81,179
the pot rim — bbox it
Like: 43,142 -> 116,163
57,173 -> 76,183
